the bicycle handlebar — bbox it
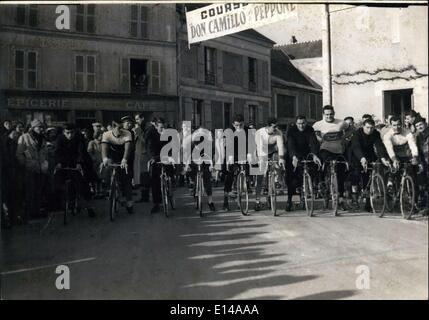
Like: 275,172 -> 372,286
54,167 -> 83,175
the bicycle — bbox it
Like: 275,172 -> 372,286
295,154 -> 320,217
262,159 -> 282,216
157,161 -> 175,218
345,161 -> 387,217
53,167 -> 83,226
103,163 -> 127,222
321,156 -> 349,216
385,161 -> 417,219
234,161 -> 250,216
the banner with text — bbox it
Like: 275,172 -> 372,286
186,3 -> 298,44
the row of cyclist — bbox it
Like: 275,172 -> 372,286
54,105 -> 428,225
153,106 -> 427,220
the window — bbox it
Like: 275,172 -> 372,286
192,99 -> 203,128
384,89 -> 413,121
130,5 -> 149,39
75,55 -> 96,92
16,5 -> 38,27
248,57 -> 257,92
249,105 -> 258,125
76,4 -> 95,33
204,47 -> 216,85
130,59 -> 148,94
223,52 -> 242,86
277,94 -> 296,118
14,49 -> 37,89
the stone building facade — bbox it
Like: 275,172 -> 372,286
0,3 -> 178,128
177,5 -> 274,130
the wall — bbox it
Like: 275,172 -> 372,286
329,5 -> 428,120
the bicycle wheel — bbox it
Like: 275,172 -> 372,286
330,172 -> 339,216
197,173 -> 204,217
168,179 -> 175,210
161,175 -> 169,218
269,172 -> 277,216
400,175 -> 415,220
109,175 -> 117,222
64,179 -> 72,225
237,172 -> 249,216
370,173 -> 386,217
303,172 -> 314,217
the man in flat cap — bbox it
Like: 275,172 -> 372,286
16,119 -> 49,222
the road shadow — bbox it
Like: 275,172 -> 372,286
291,290 -> 356,300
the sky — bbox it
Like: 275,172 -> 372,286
255,4 -> 324,45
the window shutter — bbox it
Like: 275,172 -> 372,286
262,61 -> 268,91
75,55 -> 84,91
130,5 -> 138,37
27,51 -> 37,89
121,58 -> 129,92
150,60 -> 161,93
29,5 -> 38,27
140,6 -> 149,39
16,5 -> 26,25
76,6 -> 84,32
87,56 -> 95,91
15,50 -> 24,88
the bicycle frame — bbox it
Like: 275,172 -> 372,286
321,156 -> 349,216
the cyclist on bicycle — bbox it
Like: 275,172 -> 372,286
313,105 -> 348,209
254,117 -> 286,211
415,116 -> 428,214
185,125 -> 216,212
54,123 -> 96,217
349,118 -> 390,211
222,114 -> 251,211
147,118 -> 175,214
286,115 -> 321,212
383,116 -> 421,191
101,120 -> 134,214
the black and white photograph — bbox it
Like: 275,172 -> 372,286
0,0 -> 427,302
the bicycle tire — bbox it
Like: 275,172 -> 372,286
331,172 -> 339,216
303,172 -> 314,217
400,175 -> 415,220
237,172 -> 249,216
269,172 -> 277,216
197,173 -> 204,217
161,175 -> 169,218
370,173 -> 386,217
168,179 -> 175,210
109,174 -> 117,222
64,179 -> 71,225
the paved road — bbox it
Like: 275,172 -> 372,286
1,186 -> 427,300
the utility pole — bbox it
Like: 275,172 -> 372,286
322,4 -> 333,106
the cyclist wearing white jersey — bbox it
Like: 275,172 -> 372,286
254,117 -> 285,211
